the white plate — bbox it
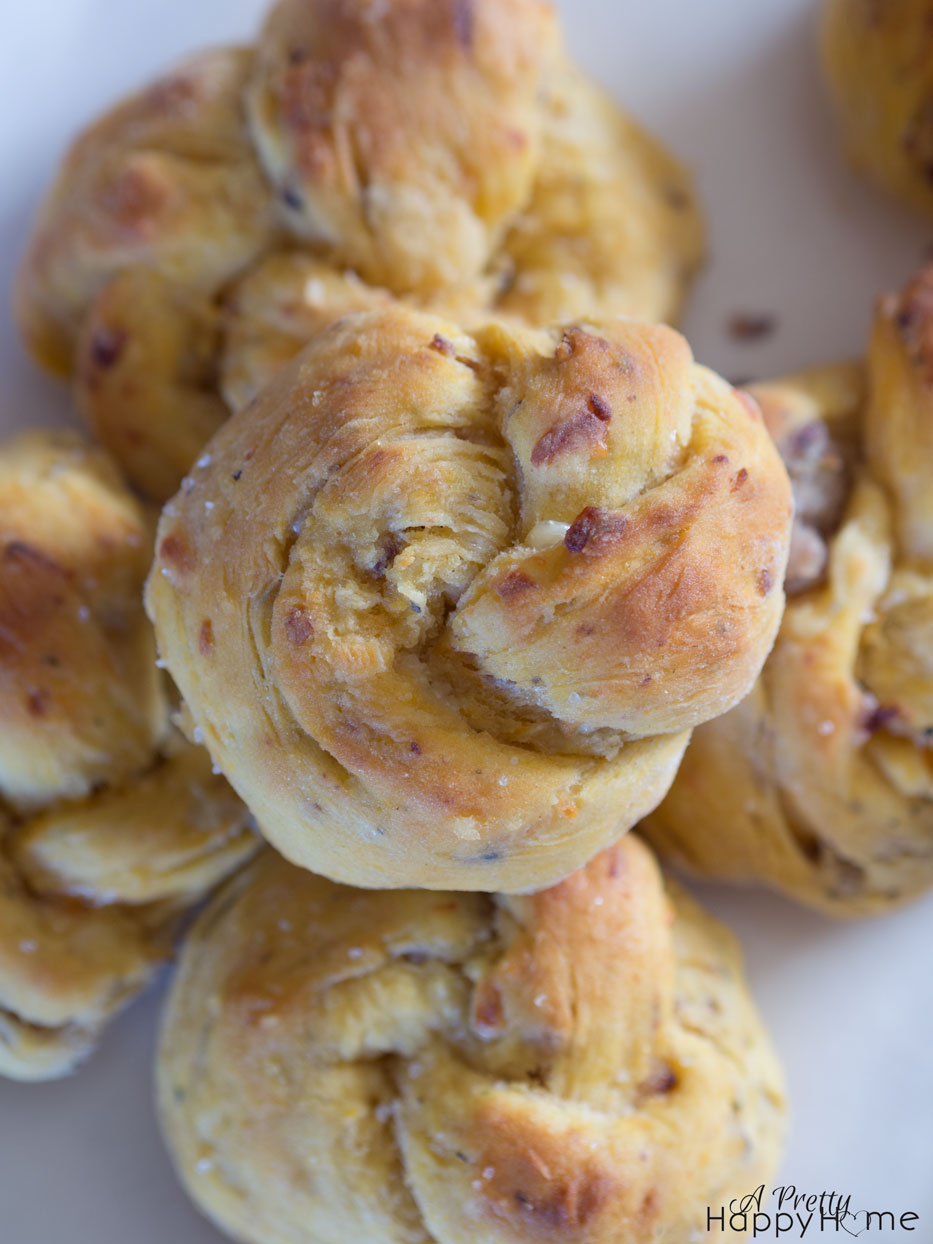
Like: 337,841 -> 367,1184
1,1 -> 932,1240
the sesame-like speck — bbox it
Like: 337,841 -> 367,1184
347,947 -> 363,959
374,1102 -> 393,1124
482,1167 -> 495,1180
196,453 -> 212,469
472,1180 -> 483,1191
211,762 -> 223,776
533,993 -> 547,1008
192,726 -> 205,744
408,1062 -> 424,1079
196,1158 -> 214,1173
204,500 -> 214,512
155,657 -> 167,669
160,566 -> 174,582
817,720 -> 835,736
592,895 -> 604,908
498,776 -> 508,787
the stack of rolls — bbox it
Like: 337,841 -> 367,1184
139,294 -> 793,1231
5,0 -> 823,1238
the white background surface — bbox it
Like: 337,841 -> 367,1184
1,1 -> 932,1241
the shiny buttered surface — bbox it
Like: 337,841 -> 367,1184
146,305 -> 792,892
0,432 -> 255,1079
157,838 -> 786,1244
16,0 -> 703,501
822,0 -> 933,216
646,266 -> 933,916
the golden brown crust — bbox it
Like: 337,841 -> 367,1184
146,306 -> 791,892
14,46 -> 277,374
0,432 -> 256,1079
156,839 -> 785,1244
75,268 -> 228,502
247,0 -> 558,290
822,0 -> 933,217
219,251 -> 397,411
867,266 -> 933,562
0,839 -> 173,1081
12,733 -> 256,906
646,268 -> 933,915
496,60 -> 704,328
0,431 -> 167,808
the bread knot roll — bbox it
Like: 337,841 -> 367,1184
0,431 -> 166,807
220,48 -> 705,416
14,46 -> 277,375
0,431 -> 255,1079
17,0 -> 703,502
645,265 -> 933,915
247,0 -> 559,290
822,0 -> 933,217
146,306 -> 791,891
157,837 -> 786,1244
